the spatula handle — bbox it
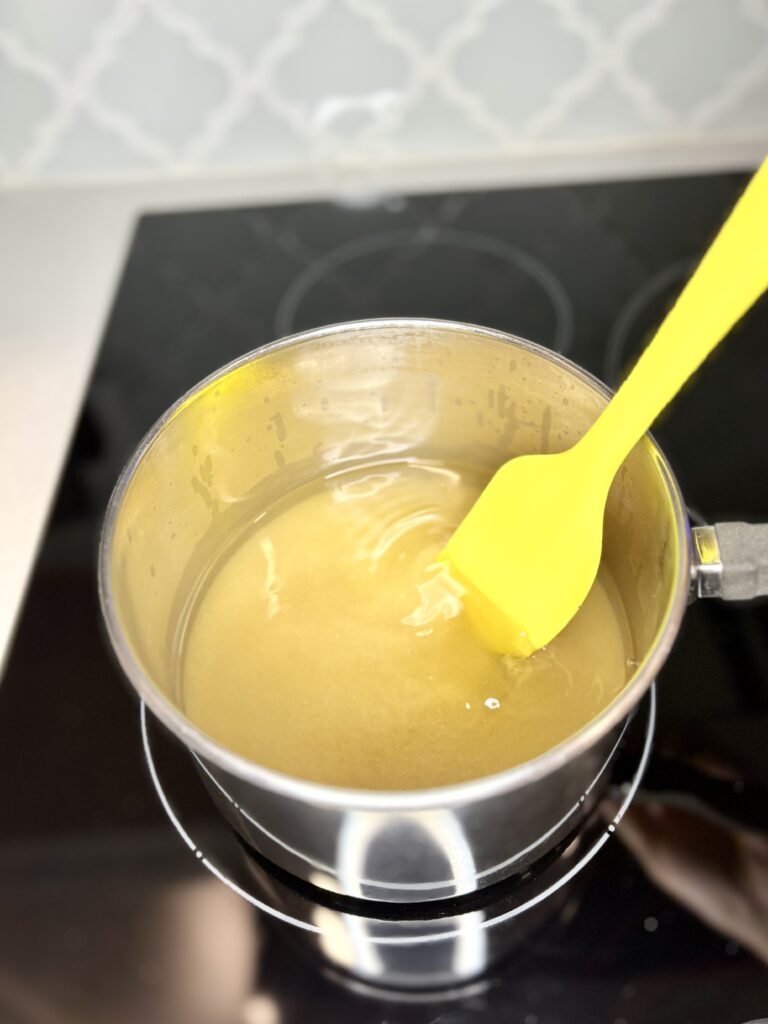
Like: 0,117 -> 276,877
583,158 -> 768,475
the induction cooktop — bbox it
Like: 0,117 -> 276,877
1,170 -> 767,1024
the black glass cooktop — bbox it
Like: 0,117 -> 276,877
1,171 -> 767,1024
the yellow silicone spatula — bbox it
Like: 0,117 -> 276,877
444,158 -> 768,658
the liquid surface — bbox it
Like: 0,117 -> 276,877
181,460 -> 633,790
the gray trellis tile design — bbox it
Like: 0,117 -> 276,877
0,0 -> 766,184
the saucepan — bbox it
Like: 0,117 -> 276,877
98,318 -> 767,906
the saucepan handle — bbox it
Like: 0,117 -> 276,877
691,522 -> 768,600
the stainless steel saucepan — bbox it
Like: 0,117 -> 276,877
99,318 -> 768,905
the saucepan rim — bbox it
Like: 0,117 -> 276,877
98,318 -> 690,811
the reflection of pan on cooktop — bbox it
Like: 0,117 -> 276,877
142,690 -> 655,992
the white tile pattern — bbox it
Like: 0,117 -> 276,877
0,0 -> 766,184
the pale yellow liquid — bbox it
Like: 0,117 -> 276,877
181,459 -> 633,790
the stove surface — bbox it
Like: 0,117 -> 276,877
1,171 -> 767,1023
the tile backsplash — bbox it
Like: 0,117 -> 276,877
1,0 -> 766,186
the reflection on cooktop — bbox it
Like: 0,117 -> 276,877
1,170 -> 767,1023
